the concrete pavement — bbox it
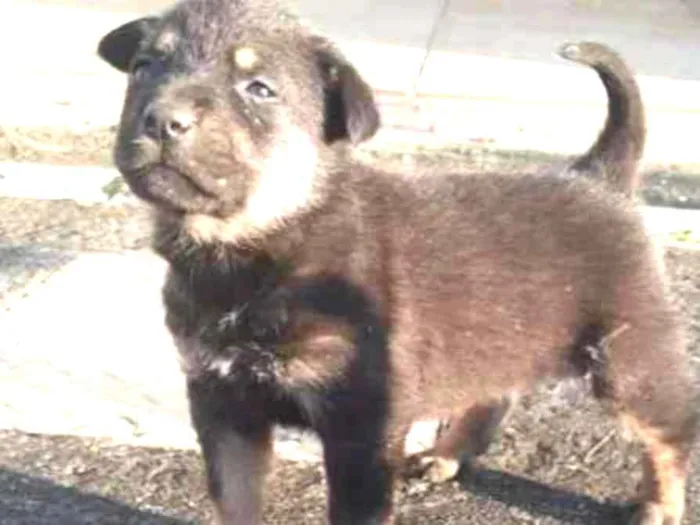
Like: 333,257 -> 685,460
2,0 -> 700,163
0,245 -> 325,461
16,0 -> 700,79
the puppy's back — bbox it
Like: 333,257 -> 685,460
337,169 -> 666,415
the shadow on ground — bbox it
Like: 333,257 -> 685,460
0,468 -> 190,525
458,467 -> 633,525
0,245 -> 75,272
0,244 -> 76,297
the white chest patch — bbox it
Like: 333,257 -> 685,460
174,336 -> 236,379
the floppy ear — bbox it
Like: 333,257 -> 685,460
313,39 -> 380,144
97,17 -> 159,73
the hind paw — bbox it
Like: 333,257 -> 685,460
418,455 -> 461,484
400,453 -> 462,483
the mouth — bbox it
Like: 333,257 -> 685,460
121,163 -> 219,214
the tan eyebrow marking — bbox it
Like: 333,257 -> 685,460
233,47 -> 259,71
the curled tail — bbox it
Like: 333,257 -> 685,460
557,41 -> 646,196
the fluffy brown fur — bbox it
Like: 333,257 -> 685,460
418,40 -> 650,484
97,1 -> 697,524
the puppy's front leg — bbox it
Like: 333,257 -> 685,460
188,380 -> 272,525
323,436 -> 395,525
318,391 -> 396,525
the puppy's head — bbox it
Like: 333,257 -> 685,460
97,0 -> 379,242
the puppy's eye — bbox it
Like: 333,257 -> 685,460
130,57 -> 154,79
245,79 -> 276,100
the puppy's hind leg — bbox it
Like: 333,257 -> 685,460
593,320 -> 698,525
418,394 -> 518,483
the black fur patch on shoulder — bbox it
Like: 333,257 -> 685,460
160,227 -> 391,432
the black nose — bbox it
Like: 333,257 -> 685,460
143,103 -> 195,141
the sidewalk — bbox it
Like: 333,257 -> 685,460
2,0 -> 700,164
0,246 -> 324,461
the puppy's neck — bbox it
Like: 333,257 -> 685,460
153,210 -> 294,308
151,166 -> 342,266
179,139 -> 347,249
151,146 -> 354,302
152,207 -> 302,264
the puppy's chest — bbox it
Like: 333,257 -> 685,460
162,267 -> 362,388
163,268 -> 291,382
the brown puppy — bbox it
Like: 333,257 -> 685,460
97,1 -> 697,524
417,40 -> 649,484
